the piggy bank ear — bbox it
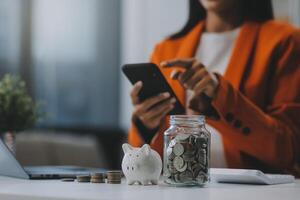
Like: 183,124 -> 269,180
140,144 -> 150,156
122,143 -> 133,154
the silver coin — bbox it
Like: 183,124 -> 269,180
173,156 -> 184,170
191,164 -> 202,177
179,170 -> 194,182
182,153 -> 195,162
173,143 -> 184,156
175,134 -> 190,141
167,161 -> 177,173
197,149 -> 207,166
177,162 -> 187,172
196,171 -> 208,183
174,173 -> 181,183
187,162 -> 193,171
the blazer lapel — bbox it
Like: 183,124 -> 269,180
224,22 -> 260,89
177,22 -> 205,59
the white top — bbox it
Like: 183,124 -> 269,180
0,176 -> 299,200
186,28 -> 240,168
195,28 -> 240,75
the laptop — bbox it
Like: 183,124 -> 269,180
0,139 -> 105,179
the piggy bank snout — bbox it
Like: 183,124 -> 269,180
134,163 -> 140,170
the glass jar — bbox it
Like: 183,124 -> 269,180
163,115 -> 210,186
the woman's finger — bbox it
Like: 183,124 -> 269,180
140,92 -> 171,112
161,58 -> 196,69
150,104 -> 174,124
185,68 -> 208,89
179,62 -> 204,84
143,97 -> 176,120
193,76 -> 214,96
130,81 -> 143,105
170,69 -> 182,80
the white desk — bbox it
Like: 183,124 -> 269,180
0,176 -> 299,200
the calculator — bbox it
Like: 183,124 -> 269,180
210,168 -> 295,185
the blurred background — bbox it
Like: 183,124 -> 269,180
0,0 -> 299,170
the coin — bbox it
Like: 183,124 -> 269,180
167,162 -> 177,173
91,172 -> 104,177
106,171 -> 121,184
197,149 -> 207,166
182,153 -> 195,162
175,134 -> 190,141
174,173 -> 181,183
173,156 -> 184,170
76,175 -> 91,183
196,171 -> 208,182
91,173 -> 105,183
177,162 -> 187,172
173,143 -> 184,156
179,170 -> 193,182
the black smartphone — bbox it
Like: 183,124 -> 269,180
122,63 -> 185,115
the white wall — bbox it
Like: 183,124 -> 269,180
273,0 -> 300,26
119,0 -> 188,129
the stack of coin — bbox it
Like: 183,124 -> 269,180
106,171 -> 121,184
76,175 -> 91,183
165,133 -> 209,185
91,173 -> 105,183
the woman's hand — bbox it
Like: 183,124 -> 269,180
130,81 -> 176,130
161,58 -> 219,112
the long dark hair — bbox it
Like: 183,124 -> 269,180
170,0 -> 274,39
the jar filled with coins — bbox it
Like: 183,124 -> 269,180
163,115 -> 210,186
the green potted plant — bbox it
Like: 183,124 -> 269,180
0,74 -> 39,153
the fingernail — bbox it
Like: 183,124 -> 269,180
161,61 -> 167,67
163,92 -> 170,97
170,71 -> 177,79
136,81 -> 142,86
171,98 -> 176,103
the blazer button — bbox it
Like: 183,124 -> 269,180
233,120 -> 242,128
225,113 -> 234,122
242,127 -> 251,135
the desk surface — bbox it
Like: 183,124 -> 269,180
0,176 -> 299,200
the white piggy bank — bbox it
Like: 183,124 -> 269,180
121,143 -> 162,185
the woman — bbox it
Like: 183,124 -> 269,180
128,0 -> 300,176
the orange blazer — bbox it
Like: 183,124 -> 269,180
128,20 -> 300,176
